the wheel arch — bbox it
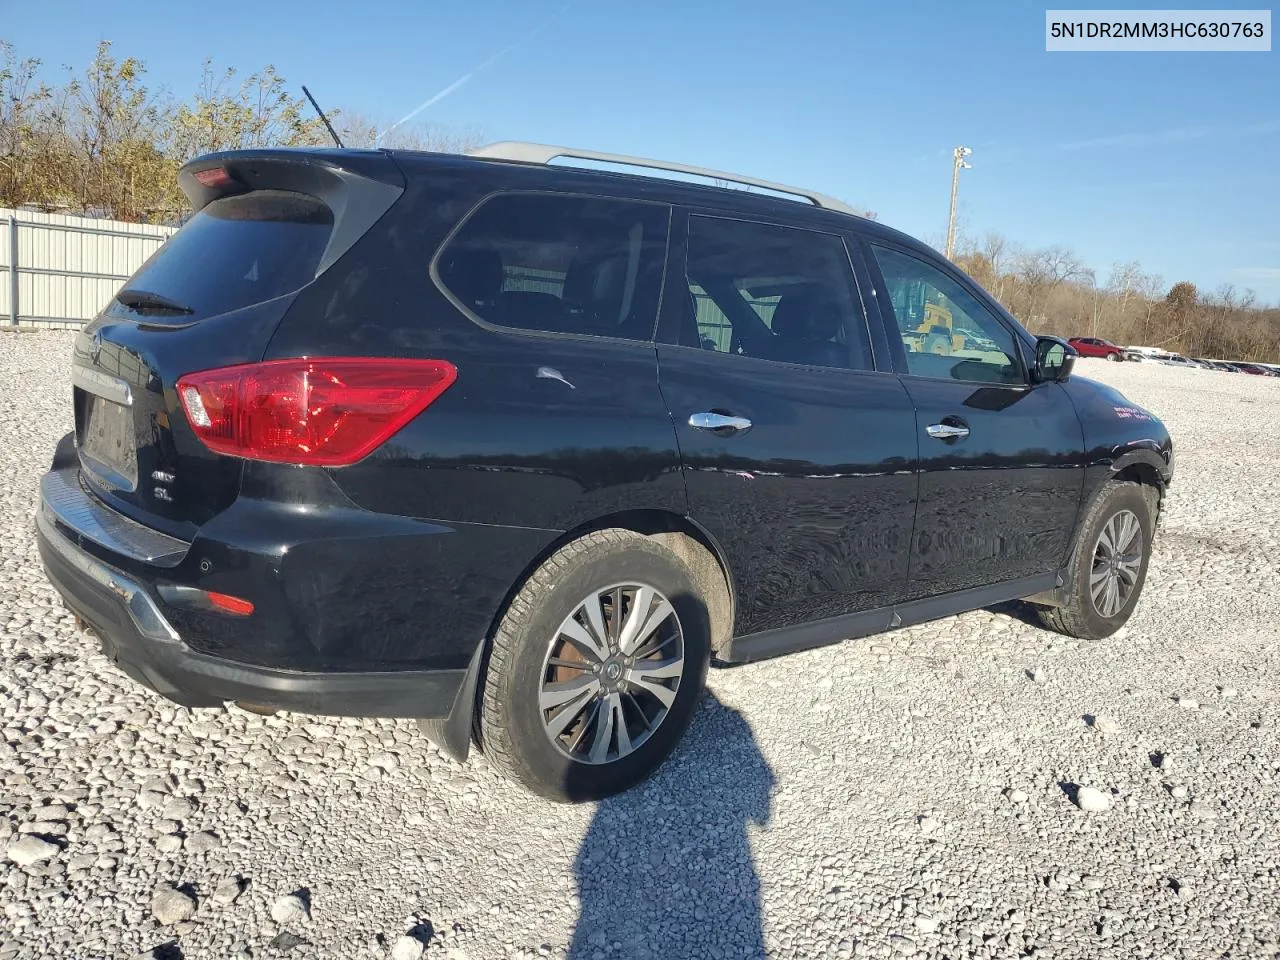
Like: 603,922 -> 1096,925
1030,453 -> 1167,610
419,508 -> 737,762
1111,449 -> 1169,523
544,509 -> 736,653
1080,455 -> 1167,547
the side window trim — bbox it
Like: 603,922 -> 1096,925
855,235 -> 911,376
657,207 -> 882,374
839,234 -> 881,372
428,189 -> 673,345
839,232 -> 896,374
863,238 -> 1031,386
654,207 -> 691,348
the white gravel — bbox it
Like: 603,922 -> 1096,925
1072,786 -> 1112,814
150,885 -> 197,926
271,893 -> 310,925
2,334 -> 1279,959
392,934 -> 427,960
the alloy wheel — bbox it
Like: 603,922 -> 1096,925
538,583 -> 685,765
1090,509 -> 1143,618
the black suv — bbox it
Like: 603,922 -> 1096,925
37,142 -> 1173,801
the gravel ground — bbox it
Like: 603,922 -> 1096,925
2,333 -> 1279,960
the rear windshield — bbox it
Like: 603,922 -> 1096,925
119,191 -> 333,320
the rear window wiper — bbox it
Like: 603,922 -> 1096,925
115,288 -> 195,315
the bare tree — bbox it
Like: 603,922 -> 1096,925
336,111 -> 485,153
1011,245 -> 1087,329
980,232 -> 1008,273
1106,260 -> 1144,319
1135,272 -> 1164,341
955,231 -> 1011,299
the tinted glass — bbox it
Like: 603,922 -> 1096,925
684,216 -> 871,370
119,191 -> 333,321
871,245 -> 1023,384
436,194 -> 669,340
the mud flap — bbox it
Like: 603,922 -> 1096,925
1021,569 -> 1069,608
416,640 -> 486,762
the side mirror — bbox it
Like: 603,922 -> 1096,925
1034,336 -> 1076,382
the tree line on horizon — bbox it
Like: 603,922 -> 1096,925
953,234 -> 1278,363
0,40 -> 481,222
2,40 -> 1276,362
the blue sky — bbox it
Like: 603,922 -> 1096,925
7,0 -> 1279,302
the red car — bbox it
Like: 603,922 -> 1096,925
1067,337 -> 1126,361
1231,362 -> 1280,377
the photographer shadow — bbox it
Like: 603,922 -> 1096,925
567,692 -> 774,960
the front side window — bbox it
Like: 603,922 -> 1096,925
871,245 -> 1023,385
436,193 -> 669,341
683,216 -> 873,370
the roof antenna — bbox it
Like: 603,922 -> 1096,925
302,85 -> 344,148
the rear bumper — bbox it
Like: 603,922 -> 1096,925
37,451 -> 558,673
37,492 -> 467,718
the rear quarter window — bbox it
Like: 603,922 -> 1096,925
434,193 -> 670,341
116,191 -> 333,321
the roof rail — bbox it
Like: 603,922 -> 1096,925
467,141 -> 858,215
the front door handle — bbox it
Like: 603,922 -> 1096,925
689,412 -> 753,434
926,422 -> 970,440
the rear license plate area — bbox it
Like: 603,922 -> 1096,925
80,395 -> 139,490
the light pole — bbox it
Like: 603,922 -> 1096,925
944,146 -> 971,260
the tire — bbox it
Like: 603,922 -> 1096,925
1036,481 -> 1154,640
1106,352 -> 1120,361
479,529 -> 711,802
923,332 -> 952,355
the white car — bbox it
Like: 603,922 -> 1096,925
1126,346 -> 1165,363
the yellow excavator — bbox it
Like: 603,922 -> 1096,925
900,301 -> 965,355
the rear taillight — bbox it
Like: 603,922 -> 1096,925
177,358 -> 456,466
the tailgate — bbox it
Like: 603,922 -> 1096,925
71,149 -> 404,536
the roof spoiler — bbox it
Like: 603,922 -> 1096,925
179,148 -> 404,209
178,149 -> 406,277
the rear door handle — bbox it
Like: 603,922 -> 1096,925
926,422 -> 970,440
689,412 -> 753,434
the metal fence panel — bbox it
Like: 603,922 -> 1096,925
0,208 -> 175,328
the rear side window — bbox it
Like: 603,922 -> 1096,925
683,216 -> 872,370
435,194 -> 669,341
119,191 -> 333,320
